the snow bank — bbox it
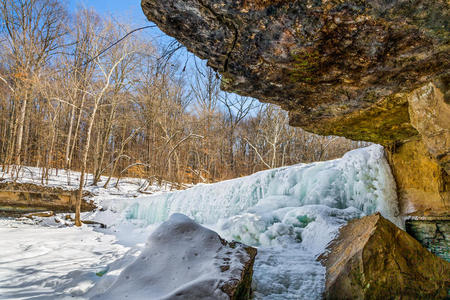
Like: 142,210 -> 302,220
0,219 -> 128,299
89,214 -> 252,300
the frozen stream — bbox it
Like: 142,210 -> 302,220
0,145 -> 402,299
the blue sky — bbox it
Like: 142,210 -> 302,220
65,1 -> 205,83
65,0 -> 257,114
66,0 -> 171,42
67,0 -> 147,25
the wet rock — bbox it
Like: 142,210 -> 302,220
319,213 -> 450,299
406,217 -> 450,262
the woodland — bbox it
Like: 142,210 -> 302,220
0,0 -> 368,223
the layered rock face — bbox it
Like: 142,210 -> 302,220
141,0 -> 449,217
406,217 -> 450,262
0,182 -> 95,214
319,213 -> 450,299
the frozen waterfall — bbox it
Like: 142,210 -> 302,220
102,145 -> 402,299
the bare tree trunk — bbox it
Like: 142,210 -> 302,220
93,107 -> 115,185
14,95 -> 27,165
69,94 -> 86,170
65,105 -> 75,168
75,102 -> 98,226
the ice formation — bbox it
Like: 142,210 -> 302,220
107,144 -> 402,299
123,144 -> 402,230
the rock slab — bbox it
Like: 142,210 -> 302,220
0,182 -> 95,214
319,213 -> 450,299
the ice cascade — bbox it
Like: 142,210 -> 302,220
107,145 -> 402,299
123,145 -> 401,229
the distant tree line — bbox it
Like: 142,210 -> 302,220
0,0 -> 369,224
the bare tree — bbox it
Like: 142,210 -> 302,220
0,0 -> 67,166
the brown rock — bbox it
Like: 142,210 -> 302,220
408,81 -> 450,175
220,241 -> 257,300
0,182 -> 96,213
141,0 -> 449,217
141,0 -> 449,145
387,140 -> 450,216
319,213 -> 450,299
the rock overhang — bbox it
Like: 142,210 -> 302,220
141,0 -> 449,145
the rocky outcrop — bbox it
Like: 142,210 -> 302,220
141,0 -> 448,145
408,81 -> 450,174
387,139 -> 449,216
94,214 -> 256,300
141,1 -> 450,253
319,213 -> 450,299
0,182 -> 95,214
141,0 -> 449,218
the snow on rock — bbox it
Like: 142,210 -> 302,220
89,214 -> 256,300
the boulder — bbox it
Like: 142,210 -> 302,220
319,213 -> 450,299
93,214 -> 256,300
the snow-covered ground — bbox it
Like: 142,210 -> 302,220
0,218 -> 128,299
0,145 -> 402,299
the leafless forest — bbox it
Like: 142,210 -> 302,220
0,0 -> 369,187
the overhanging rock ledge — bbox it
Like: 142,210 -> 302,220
141,0 -> 449,216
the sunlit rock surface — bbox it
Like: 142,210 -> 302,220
320,213 -> 450,299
